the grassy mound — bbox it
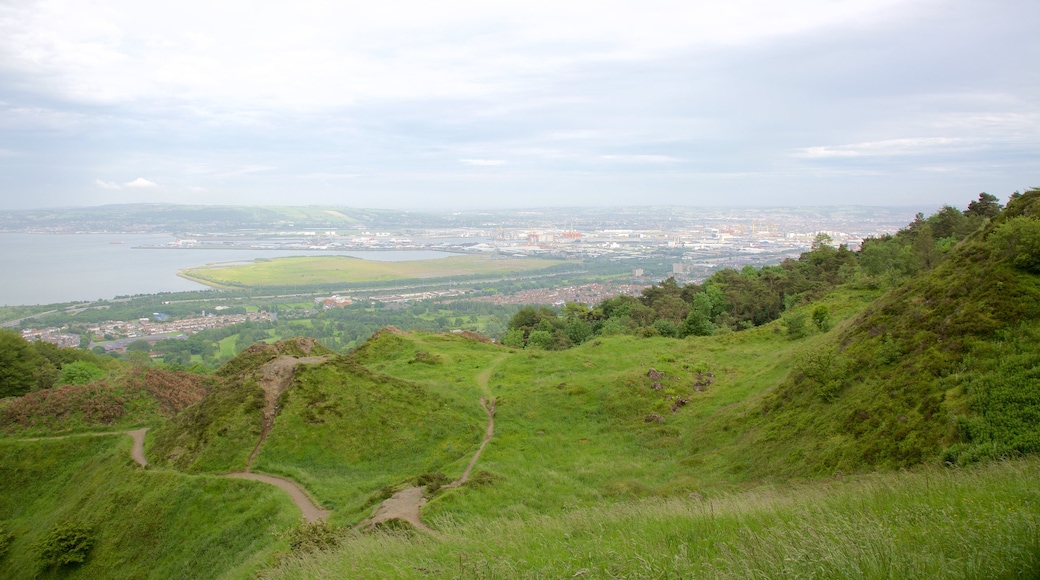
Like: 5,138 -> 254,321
255,356 -> 484,520
149,338 -> 333,473
732,190 -> 1040,475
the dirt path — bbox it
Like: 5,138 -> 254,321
225,472 -> 331,523
246,355 -> 327,471
127,428 -> 148,467
233,355 -> 331,521
443,398 -> 495,488
365,355 -> 505,531
14,429 -> 149,467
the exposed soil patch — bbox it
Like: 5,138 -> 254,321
246,355 -> 328,471
365,486 -> 432,532
365,397 -> 496,532
127,428 -> 148,467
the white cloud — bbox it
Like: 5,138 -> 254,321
460,159 -> 505,166
793,138 -> 975,158
599,155 -> 681,164
125,177 -> 158,187
95,178 -> 121,189
0,0 -> 924,110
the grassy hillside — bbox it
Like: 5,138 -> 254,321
180,254 -> 565,289
0,435 -> 296,579
4,193 -> 1040,577
264,457 -> 1040,579
149,339 -> 333,473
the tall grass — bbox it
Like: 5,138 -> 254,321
263,458 -> 1040,579
0,435 -> 297,579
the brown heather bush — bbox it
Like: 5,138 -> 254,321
0,380 -> 126,431
124,368 -> 210,417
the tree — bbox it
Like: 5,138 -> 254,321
812,305 -> 831,332
527,330 -> 553,350
126,340 -> 151,353
58,361 -> 105,385
0,330 -> 41,397
965,192 -> 1002,218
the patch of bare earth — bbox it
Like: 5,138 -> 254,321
365,397 -> 495,533
226,355 -> 330,521
245,355 -> 328,471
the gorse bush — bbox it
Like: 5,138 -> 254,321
34,522 -> 94,568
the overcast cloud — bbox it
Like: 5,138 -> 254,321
0,0 -> 1036,209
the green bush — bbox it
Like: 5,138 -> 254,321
58,361 -> 105,386
35,522 -> 94,568
783,311 -> 809,340
284,519 -> 342,554
0,521 -> 12,560
988,216 -> 1040,272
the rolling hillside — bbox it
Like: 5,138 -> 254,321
2,192 -> 1039,578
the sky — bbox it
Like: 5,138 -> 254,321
0,0 -> 1037,210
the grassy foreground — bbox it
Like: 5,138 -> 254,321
264,458 -> 1040,579
180,255 -> 565,289
0,435 -> 297,579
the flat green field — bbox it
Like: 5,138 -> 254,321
180,255 -> 565,289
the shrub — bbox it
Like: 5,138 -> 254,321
35,522 -> 94,568
58,361 -> 105,386
0,521 -> 12,560
988,216 -> 1040,272
783,311 -> 809,340
527,330 -> 553,350
284,519 -> 342,554
409,351 -> 443,365
812,305 -> 832,332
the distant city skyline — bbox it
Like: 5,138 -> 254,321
0,0 -> 1037,210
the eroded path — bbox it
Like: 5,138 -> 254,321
226,472 -> 330,522
245,355 -> 328,471
365,354 -> 505,532
231,355 -> 330,521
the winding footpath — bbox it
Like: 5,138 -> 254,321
12,352 -> 504,530
365,354 -> 505,532
10,356 -> 331,523
226,355 -> 330,522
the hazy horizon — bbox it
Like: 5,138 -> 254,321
1,0 -> 1037,210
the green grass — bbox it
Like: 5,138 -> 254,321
255,356 -> 485,521
181,255 -> 565,289
262,457 -> 1040,579
0,435 -> 298,579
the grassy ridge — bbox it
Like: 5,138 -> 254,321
263,457 -> 1040,579
256,355 -> 485,520
181,255 -> 565,289
0,435 -> 297,579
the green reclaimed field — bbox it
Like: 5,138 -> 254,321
180,255 -> 565,289
0,435 -> 297,579
263,457 -> 1040,579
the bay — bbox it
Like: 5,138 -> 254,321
0,233 -> 452,306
